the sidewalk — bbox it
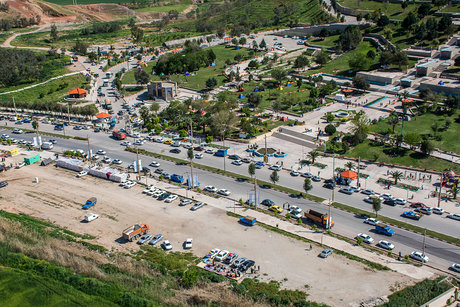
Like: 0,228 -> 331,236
139,175 -> 434,280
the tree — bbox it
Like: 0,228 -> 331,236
259,39 -> 266,49
205,77 -> 218,90
134,69 -> 150,85
388,116 -> 399,134
239,37 -> 247,46
32,120 -> 39,131
418,3 -> 431,17
377,15 -> 390,27
324,123 -> 336,135
402,11 -> 418,29
315,51 -> 330,66
303,178 -> 312,194
150,102 -> 160,114
271,68 -> 286,85
337,26 -> 362,51
270,170 -> 279,185
72,40 -> 88,55
404,133 -> 421,149
307,151 -> 319,164
139,106 -> 150,124
366,50 -> 376,59
438,15 -> 452,32
349,53 -> 371,71
294,55 -> 309,68
390,170 -> 403,184
420,140 -> 434,155
350,112 -> 370,145
372,197 -> 382,217
326,113 -> 335,123
247,92 -> 262,107
352,75 -> 369,91
345,161 -> 355,170
252,40 -> 259,50
449,185 -> 458,199
50,24 -> 58,42
231,38 -> 238,47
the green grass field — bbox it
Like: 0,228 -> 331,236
0,74 -> 88,103
337,0 -> 420,20
122,62 -> 153,84
43,0 -> 148,4
0,267 -> 115,307
371,110 -> 460,154
134,3 -> 190,12
439,4 -> 460,13
307,35 -> 339,48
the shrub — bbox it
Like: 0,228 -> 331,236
324,124 -> 336,135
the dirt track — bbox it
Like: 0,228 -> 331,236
0,164 -> 415,306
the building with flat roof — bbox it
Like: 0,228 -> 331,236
419,78 -> 460,96
356,70 -> 403,85
416,60 -> 441,77
440,46 -> 459,59
147,81 -> 177,101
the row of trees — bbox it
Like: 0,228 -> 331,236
0,100 -> 98,118
0,16 -> 40,31
82,22 -> 122,35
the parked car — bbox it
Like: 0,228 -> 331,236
112,159 -> 123,165
301,172 -> 313,178
124,181 -> 137,189
205,148 -> 215,154
77,171 -> 88,178
361,189 -> 375,195
447,213 -> 460,221
149,234 -> 163,245
215,250 -> 229,261
170,148 -> 181,154
190,201 -> 205,211
0,181 -> 8,188
183,238 -> 193,249
432,207 -> 444,215
324,182 -> 335,189
204,186 -> 217,193
394,198 -> 406,205
165,194 -> 178,203
218,189 -> 231,196
269,205 -> 283,213
180,198 -> 193,206
416,207 -> 432,215
356,233 -> 374,244
269,164 -> 282,171
364,218 -> 379,226
290,170 -> 299,176
410,251 -> 429,262
158,192 -> 171,201
223,253 -> 238,265
232,159 -> 243,165
83,213 -> 99,222
377,240 -> 395,250
195,153 -> 204,159
319,248 -> 334,258
450,263 -> 460,273
240,260 -> 255,272
232,257 -> 247,268
312,176 -> 321,182
137,234 -> 153,245
241,157 -> 251,163
228,154 -> 240,160
162,240 -> 173,250
149,161 -> 160,167
261,199 -> 275,206
410,202 -> 426,209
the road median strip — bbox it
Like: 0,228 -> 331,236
0,126 -> 88,141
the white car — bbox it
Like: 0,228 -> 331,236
124,181 -> 137,189
119,180 -> 128,187
377,240 -> 395,250
380,193 -> 393,200
165,194 -> 178,203
154,137 -> 163,143
269,164 -> 282,171
102,156 -> 111,163
208,248 -> 220,258
84,213 -> 99,222
218,189 -> 231,196
447,213 -> 460,221
184,238 -> 193,249
451,263 -> 460,273
96,150 -> 106,155
180,198 -> 193,206
143,186 -> 154,194
204,186 -> 217,193
112,159 -> 123,165
356,233 -> 374,244
364,218 -> 379,226
290,170 -> 299,176
432,207 -> 444,215
215,250 -> 229,261
77,171 -> 88,178
12,129 -> 23,134
162,240 -> 172,251
195,153 -> 203,159
361,189 -> 375,195
205,148 -> 215,154
149,161 -> 160,167
232,159 -> 243,165
410,251 -> 429,262
120,141 -> 131,146
394,198 -> 406,205
350,186 -> 361,193
152,190 -> 164,198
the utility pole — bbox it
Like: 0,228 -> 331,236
67,102 -> 71,124
264,134 -> 268,163
437,174 -> 442,208
136,146 -> 140,180
332,155 -> 335,179
328,198 -> 332,229
222,132 -> 226,173
189,120 -> 194,189
87,135 -> 91,160
422,228 -> 426,256
12,96 -> 17,118
357,156 -> 360,187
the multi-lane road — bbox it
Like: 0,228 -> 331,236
1,126 -> 459,273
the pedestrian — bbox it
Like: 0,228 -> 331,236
276,223 -> 279,228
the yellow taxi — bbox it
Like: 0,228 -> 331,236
269,205 -> 283,213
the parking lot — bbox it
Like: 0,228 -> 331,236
0,162 -> 418,306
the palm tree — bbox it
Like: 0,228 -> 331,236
307,151 -> 319,164
390,171 -> 404,185
139,106 -> 150,126
248,163 -> 257,206
388,116 -> 399,134
187,148 -> 194,188
345,161 -> 355,170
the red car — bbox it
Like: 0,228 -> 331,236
410,202 -> 426,209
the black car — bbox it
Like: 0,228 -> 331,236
324,179 -> 335,184
259,184 -> 271,189
94,128 -> 101,132
0,181 -> 8,188
228,154 -> 240,160
239,260 -> 255,272
261,199 -> 275,206
158,192 -> 171,201
324,182 -> 335,189
170,148 -> 181,154
194,146 -> 204,151
384,199 -> 397,206
155,168 -> 164,174
236,177 -> 248,182
142,167 -> 150,173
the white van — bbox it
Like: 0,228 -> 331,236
171,141 -> 181,147
41,142 -> 53,150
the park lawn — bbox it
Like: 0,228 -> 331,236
337,0 -> 420,20
134,3 -> 190,12
307,35 -> 339,48
305,41 -> 378,76
143,31 -> 204,47
347,140 -> 460,173
122,62 -> 153,84
370,109 -> 460,154
44,0 -> 148,4
0,74 -> 89,103
439,4 -> 460,13
0,267 -> 114,307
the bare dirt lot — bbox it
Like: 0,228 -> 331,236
0,164 -> 415,306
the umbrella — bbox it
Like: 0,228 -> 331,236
254,88 -> 259,92
96,112 -> 111,119
402,99 -> 413,103
340,170 -> 358,179
211,63 -> 216,66
342,89 -> 353,93
238,94 -> 245,99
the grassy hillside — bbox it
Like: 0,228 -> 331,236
43,0 -> 148,4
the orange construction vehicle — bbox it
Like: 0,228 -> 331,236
122,224 -> 149,242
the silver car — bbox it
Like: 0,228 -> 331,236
137,234 -> 153,245
149,234 -> 163,245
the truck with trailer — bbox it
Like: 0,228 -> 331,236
122,224 -> 149,242
112,130 -> 127,140
375,224 -> 395,236
82,197 -> 97,210
304,209 -> 334,228
239,216 -> 257,226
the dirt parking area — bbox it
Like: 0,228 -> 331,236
0,164 -> 414,306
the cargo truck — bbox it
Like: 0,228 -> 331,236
304,209 -> 334,228
113,130 -> 127,140
375,224 -> 395,236
82,197 -> 97,210
122,224 -> 149,242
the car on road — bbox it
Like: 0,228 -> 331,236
205,148 -> 215,154
384,199 -> 397,206
149,161 -> 160,167
180,198 -> 193,206
223,253 -> 238,265
361,189 -> 375,195
215,250 -> 229,261
194,146 -> 204,151
410,202 -> 426,209
228,154 -> 240,160
319,248 -> 334,258
451,263 -> 460,273
255,161 -> 264,169
356,233 -> 374,244
195,153 -> 204,159
290,170 -> 299,176
49,139 -> 57,144
269,205 -> 283,213
324,182 -> 335,189
241,157 -> 251,163
190,201 -> 205,211
162,240 -> 172,251
394,198 -> 406,205
312,176 -> 321,182
137,234 -> 153,245
0,181 -> 8,188
165,194 -> 178,203
164,140 -> 173,145
339,187 -> 354,195
432,207 -> 444,215
269,164 -> 282,171
377,240 -> 395,250
73,126 -> 82,130
301,172 -> 313,178
183,238 -> 193,249
402,211 -> 422,220
12,129 -> 23,134
261,199 -> 275,206
218,189 -> 231,196
447,213 -> 460,221
182,143 -> 192,149
102,156 -> 111,163
149,234 -> 163,245
112,159 -> 123,165
410,251 -> 428,262
240,260 -> 255,272
364,196 -> 382,204
204,186 -> 217,193
232,257 -> 247,268
380,193 -> 393,200
364,218 -> 379,226
170,148 -> 181,154
416,207 -> 432,215
120,141 -> 131,146
77,171 -> 88,178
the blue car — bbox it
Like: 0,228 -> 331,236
170,174 -> 184,183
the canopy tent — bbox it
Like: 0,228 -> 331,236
340,170 -> 358,179
446,170 -> 456,178
238,94 -> 245,99
185,71 -> 191,76
286,82 -> 292,87
96,112 -> 111,119
342,88 -> 353,93
402,99 -> 413,103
